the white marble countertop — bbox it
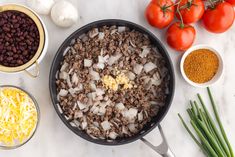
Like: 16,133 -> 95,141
0,0 -> 235,157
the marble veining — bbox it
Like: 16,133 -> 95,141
0,0 -> 235,157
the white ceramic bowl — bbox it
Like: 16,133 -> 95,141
180,44 -> 223,88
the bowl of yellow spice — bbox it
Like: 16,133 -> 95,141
180,45 -> 223,88
0,85 -> 39,149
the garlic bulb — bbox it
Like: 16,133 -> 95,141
51,1 -> 78,27
26,0 -> 54,15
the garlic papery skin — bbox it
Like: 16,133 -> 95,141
26,0 -> 54,15
51,1 -> 79,28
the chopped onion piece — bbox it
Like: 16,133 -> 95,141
96,88 -> 104,96
96,63 -> 105,69
81,121 -> 88,130
153,72 -> 161,80
118,26 -> 126,33
98,32 -> 105,40
138,112 -> 143,121
69,88 -> 77,96
127,71 -> 136,80
72,73 -> 79,85
109,132 -> 118,139
129,41 -> 136,47
111,29 -> 117,35
90,82 -> 96,91
60,62 -> 68,71
74,111 -> 83,118
77,101 -> 86,110
73,120 -> 80,127
108,54 -> 122,65
58,89 -> 68,97
128,124 -> 137,133
150,101 -> 158,105
89,69 -> 100,80
98,106 -> 106,115
139,48 -> 150,58
133,64 -> 143,75
115,103 -> 125,110
103,55 -> 109,62
59,71 -> 68,80
144,62 -> 157,73
122,108 -> 138,122
66,76 -> 72,88
84,59 -> 92,67
151,78 -> 162,86
101,121 -> 111,131
89,28 -> 99,38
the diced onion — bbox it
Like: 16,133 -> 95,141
115,103 -> 125,110
98,32 -> 105,40
89,69 -> 100,80
60,62 -> 68,71
127,71 -> 136,80
84,59 -> 92,67
89,28 -> 99,38
77,101 -> 86,110
133,64 -> 143,75
144,62 -> 157,73
109,131 -> 118,139
108,54 -> 122,65
118,26 -> 126,33
58,89 -> 68,97
101,121 -> 111,131
139,47 -> 150,58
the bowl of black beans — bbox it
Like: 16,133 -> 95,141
0,4 -> 48,77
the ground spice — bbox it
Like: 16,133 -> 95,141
183,49 -> 219,83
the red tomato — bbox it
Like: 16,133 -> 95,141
226,0 -> 235,6
176,0 -> 205,24
166,22 -> 196,51
202,2 -> 234,33
145,0 -> 175,29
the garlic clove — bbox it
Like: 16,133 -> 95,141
26,0 -> 54,15
51,1 -> 78,27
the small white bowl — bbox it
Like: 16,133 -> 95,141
180,44 -> 223,88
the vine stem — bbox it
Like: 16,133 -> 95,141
176,0 -> 185,28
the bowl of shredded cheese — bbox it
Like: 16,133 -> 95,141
0,85 -> 39,149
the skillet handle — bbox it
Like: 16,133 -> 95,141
141,125 -> 175,157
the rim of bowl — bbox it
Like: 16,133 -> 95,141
0,85 -> 40,150
180,44 -> 224,88
0,4 -> 45,73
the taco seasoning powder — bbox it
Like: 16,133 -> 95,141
183,49 -> 219,83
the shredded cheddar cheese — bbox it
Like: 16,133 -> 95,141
0,87 -> 37,146
102,71 -> 133,91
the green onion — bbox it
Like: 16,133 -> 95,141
178,87 -> 234,157
207,87 -> 234,157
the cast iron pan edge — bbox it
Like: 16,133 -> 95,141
49,19 -> 175,146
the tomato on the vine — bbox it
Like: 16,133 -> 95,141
166,22 -> 196,51
226,0 -> 235,6
176,0 -> 205,24
145,0 -> 175,29
202,2 -> 234,33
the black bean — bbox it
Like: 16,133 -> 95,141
0,10 -> 40,67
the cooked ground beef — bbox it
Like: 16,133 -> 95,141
56,25 -> 170,140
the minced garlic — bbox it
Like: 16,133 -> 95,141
0,87 -> 38,146
102,71 -> 133,91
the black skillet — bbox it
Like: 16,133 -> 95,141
49,19 -> 175,157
